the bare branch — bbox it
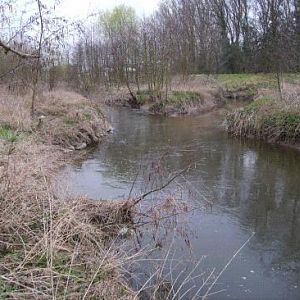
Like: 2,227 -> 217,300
0,40 -> 39,59
130,164 -> 191,207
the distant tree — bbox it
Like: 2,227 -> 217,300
0,0 -> 68,113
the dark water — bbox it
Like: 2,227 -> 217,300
62,107 -> 300,300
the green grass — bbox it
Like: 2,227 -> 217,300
83,112 -> 92,121
167,91 -> 200,106
216,73 -> 274,92
136,90 -> 201,107
0,279 -> 15,299
263,112 -> 300,138
216,73 -> 300,92
136,91 -> 149,105
226,95 -> 300,144
36,253 -> 83,281
0,125 -> 18,142
243,96 -> 272,113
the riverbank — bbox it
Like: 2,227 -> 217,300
225,82 -> 300,150
102,74 -> 300,118
0,87 -> 136,299
103,76 -> 225,116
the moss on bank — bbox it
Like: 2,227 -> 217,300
226,95 -> 300,147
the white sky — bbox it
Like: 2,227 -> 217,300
54,0 -> 160,19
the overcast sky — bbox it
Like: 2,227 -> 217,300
54,0 -> 160,19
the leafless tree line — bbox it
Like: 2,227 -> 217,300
70,0 -> 300,95
1,0 -> 300,100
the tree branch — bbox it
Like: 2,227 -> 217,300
129,164 -> 191,208
0,40 -> 39,59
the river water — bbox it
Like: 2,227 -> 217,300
62,107 -> 300,300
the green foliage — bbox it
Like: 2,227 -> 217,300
0,279 -> 14,299
100,5 -> 137,34
0,125 -> 17,142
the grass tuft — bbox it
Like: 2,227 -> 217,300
0,125 -> 18,142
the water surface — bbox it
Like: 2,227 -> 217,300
63,107 -> 300,299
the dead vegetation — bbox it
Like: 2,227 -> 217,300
0,87 -> 140,299
0,86 -> 32,131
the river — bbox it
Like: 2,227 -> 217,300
62,106 -> 300,300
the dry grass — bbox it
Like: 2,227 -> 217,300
37,89 -> 110,150
0,87 -> 137,299
282,83 -> 300,111
0,86 -> 32,131
0,144 -> 136,298
0,86 -> 201,299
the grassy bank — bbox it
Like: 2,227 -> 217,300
214,73 -> 300,102
0,87 -> 136,299
104,76 -> 224,116
226,91 -> 300,148
137,88 -> 224,116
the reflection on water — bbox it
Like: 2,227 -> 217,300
62,107 -> 300,299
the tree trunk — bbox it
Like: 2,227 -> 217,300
296,0 -> 300,70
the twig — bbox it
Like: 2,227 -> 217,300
202,232 -> 255,299
130,165 -> 191,207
